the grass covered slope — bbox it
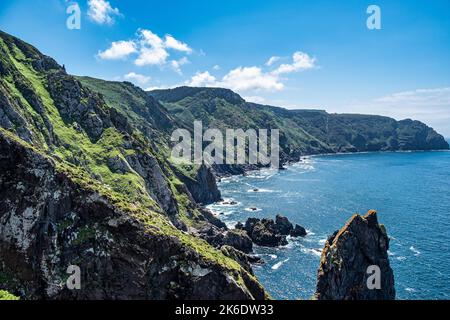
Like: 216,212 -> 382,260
150,86 -> 449,161
0,30 -> 266,299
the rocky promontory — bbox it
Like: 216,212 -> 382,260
235,215 -> 307,247
314,210 -> 395,300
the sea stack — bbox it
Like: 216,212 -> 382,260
314,210 -> 395,300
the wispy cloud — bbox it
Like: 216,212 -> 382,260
123,72 -> 151,85
97,40 -> 136,60
265,56 -> 280,66
271,52 -> 316,75
188,71 -> 217,87
171,57 -> 190,75
164,35 -> 192,53
186,51 -> 315,93
98,29 -> 193,73
87,0 -> 121,25
243,96 -> 267,104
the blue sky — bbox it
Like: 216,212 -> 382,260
1,0 -> 449,136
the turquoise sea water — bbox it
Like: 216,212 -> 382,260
208,150 -> 450,300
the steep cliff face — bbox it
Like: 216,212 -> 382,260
314,210 -> 395,300
0,30 -> 266,299
0,130 -> 266,300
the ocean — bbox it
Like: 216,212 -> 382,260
207,150 -> 450,300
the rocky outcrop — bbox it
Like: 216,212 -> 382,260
179,164 -> 221,205
314,210 -> 395,300
0,131 -> 267,300
235,215 -> 307,248
198,224 -> 253,254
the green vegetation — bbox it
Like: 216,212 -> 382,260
150,86 -> 449,155
0,290 -> 20,300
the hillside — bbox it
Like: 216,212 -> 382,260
0,30 -> 266,299
150,86 -> 449,163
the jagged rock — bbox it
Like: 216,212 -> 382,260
107,155 -> 132,174
179,164 -> 221,205
237,216 -> 307,247
275,215 -> 293,235
314,210 -> 395,300
198,225 -> 253,254
0,132 -> 267,300
125,152 -> 179,216
290,224 -> 307,237
220,246 -> 254,275
199,208 -> 227,229
224,229 -> 253,253
237,218 -> 287,247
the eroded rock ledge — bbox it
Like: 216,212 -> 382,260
0,131 -> 267,300
314,210 -> 395,300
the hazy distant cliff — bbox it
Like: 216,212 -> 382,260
150,86 -> 449,164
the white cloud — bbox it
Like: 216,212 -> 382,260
186,51 -> 315,93
266,56 -> 280,66
188,71 -> 217,87
87,0 -> 121,25
222,66 -> 284,91
97,40 -> 137,60
213,65 -> 221,70
135,46 -> 168,66
272,51 -> 316,75
243,96 -> 266,104
140,29 -> 164,48
187,66 -> 283,92
171,57 -> 190,74
98,29 -> 192,71
123,72 -> 151,85
165,35 -> 192,53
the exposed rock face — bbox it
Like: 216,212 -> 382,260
198,225 -> 253,254
0,132 -> 267,300
236,216 -> 307,247
291,224 -> 307,237
179,164 -> 222,205
314,210 -> 395,300
238,218 -> 287,247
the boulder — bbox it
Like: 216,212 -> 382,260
290,224 -> 307,237
275,215 -> 293,235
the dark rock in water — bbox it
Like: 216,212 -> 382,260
290,224 -> 307,237
236,215 -> 307,247
250,220 -> 288,247
275,215 -> 293,235
314,210 -> 395,300
239,218 -> 287,247
0,132 -> 266,300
